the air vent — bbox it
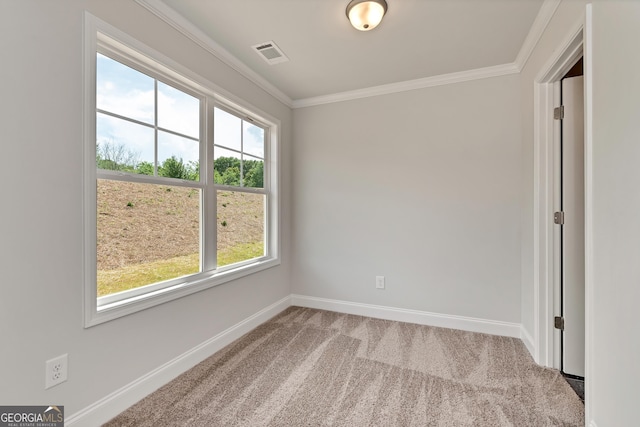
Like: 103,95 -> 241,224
252,41 -> 289,65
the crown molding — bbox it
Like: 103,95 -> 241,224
134,0 -> 294,108
292,63 -> 520,108
514,0 -> 562,71
293,0 -> 560,109
135,0 -> 560,110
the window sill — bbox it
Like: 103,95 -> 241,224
85,257 -> 280,327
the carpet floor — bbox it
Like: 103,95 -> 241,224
104,306 -> 584,426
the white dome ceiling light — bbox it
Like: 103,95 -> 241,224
346,0 -> 388,32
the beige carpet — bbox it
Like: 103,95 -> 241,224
105,307 -> 584,426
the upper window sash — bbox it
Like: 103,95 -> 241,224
212,104 -> 269,191
96,49 -> 205,184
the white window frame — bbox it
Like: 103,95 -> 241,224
83,13 -> 280,327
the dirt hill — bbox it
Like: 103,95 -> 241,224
97,180 -> 263,271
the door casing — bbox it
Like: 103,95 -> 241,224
533,24 -> 583,370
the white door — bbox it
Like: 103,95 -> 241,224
562,76 -> 585,377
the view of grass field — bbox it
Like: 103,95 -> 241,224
97,180 -> 264,297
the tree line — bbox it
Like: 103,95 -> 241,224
97,142 -> 263,188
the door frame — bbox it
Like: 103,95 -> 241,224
533,20 -> 583,369
532,6 -> 593,420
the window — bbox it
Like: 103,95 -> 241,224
84,15 -> 279,326
213,107 -> 267,267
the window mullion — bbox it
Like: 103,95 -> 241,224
96,109 -> 154,129
154,79 -> 159,176
240,119 -> 244,187
202,100 -> 217,272
156,126 -> 199,143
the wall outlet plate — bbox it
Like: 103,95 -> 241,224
45,354 -> 68,389
376,276 -> 385,289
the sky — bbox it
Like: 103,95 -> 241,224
96,53 -> 264,169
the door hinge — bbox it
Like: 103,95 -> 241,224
554,316 -> 565,331
554,211 -> 565,225
554,105 -> 565,120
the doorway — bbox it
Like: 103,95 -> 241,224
533,13 -> 593,418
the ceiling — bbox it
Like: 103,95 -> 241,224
142,0 -> 547,106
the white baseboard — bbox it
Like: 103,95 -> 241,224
66,295 -> 291,427
291,294 -> 522,338
589,421 -> 597,427
520,325 -> 536,359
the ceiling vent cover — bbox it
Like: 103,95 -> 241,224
252,41 -> 289,65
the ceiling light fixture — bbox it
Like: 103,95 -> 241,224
346,0 -> 388,31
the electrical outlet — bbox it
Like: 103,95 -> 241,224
45,354 -> 68,389
376,276 -> 385,289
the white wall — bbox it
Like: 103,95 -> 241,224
292,75 -> 522,323
589,1 -> 640,424
0,0 -> 291,418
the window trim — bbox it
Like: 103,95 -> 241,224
83,12 -> 280,327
